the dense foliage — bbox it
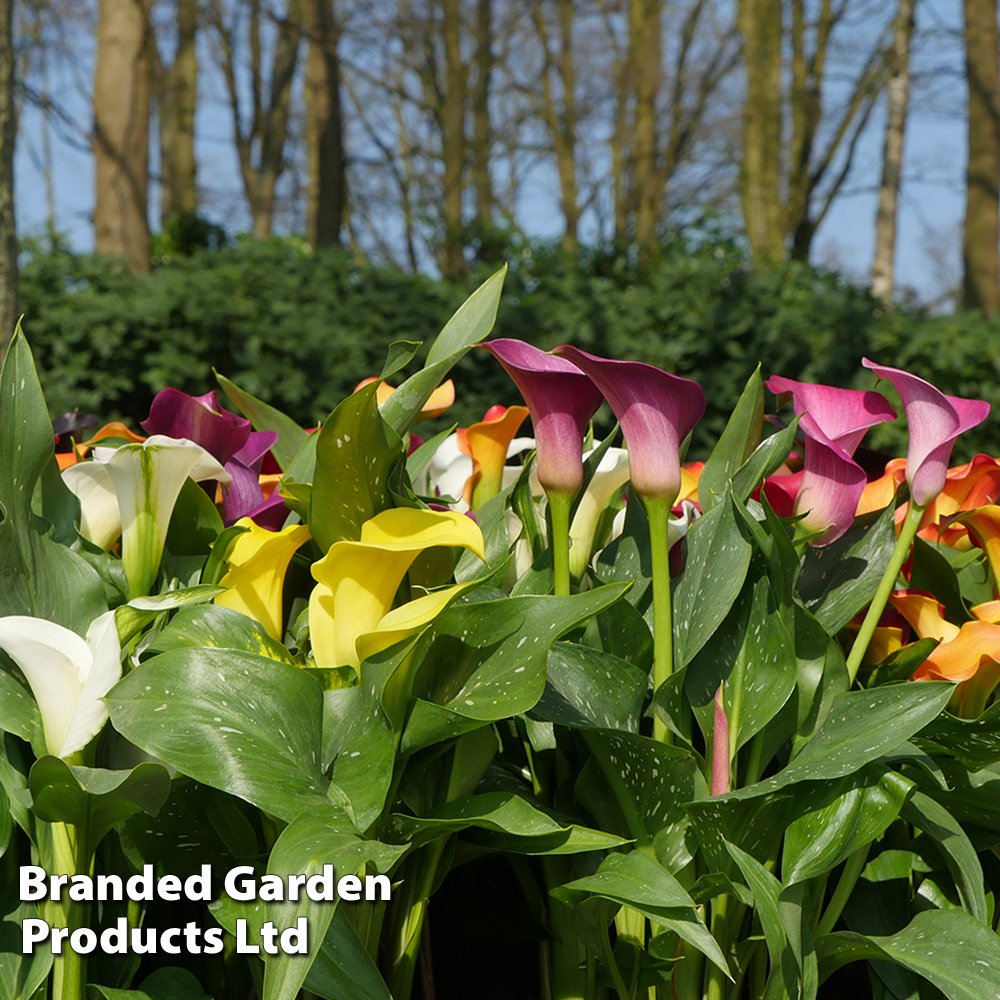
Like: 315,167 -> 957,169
20,236 -> 1000,457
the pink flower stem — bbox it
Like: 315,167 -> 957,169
845,500 -> 924,685
711,684 -> 731,797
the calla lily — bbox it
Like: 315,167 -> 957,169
862,360 -> 990,508
554,346 -> 706,505
141,388 -> 252,465
309,507 -> 485,669
478,340 -> 603,497
952,506 -> 1000,591
457,404 -> 530,507
354,377 -> 456,422
568,447 -> 632,578
215,519 -> 313,639
765,376 -> 896,545
222,430 -> 282,525
888,590 -> 1000,717
100,436 -> 230,596
0,611 -> 121,758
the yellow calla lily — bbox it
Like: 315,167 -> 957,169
309,507 -> 485,669
215,519 -> 312,639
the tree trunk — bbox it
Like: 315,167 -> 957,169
737,0 -> 785,263
160,0 -> 199,224
632,0 -> 662,246
871,0 -> 916,301
93,0 -> 153,271
471,0 -> 493,225
0,0 -> 16,353
963,0 -> 1000,313
441,0 -> 466,277
305,0 -> 346,247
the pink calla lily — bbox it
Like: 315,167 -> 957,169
862,360 -> 990,507
765,376 -> 896,545
553,346 -> 705,505
477,339 -> 603,496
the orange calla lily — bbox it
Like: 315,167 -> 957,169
856,458 -> 906,516
888,589 -> 1000,717
952,505 -> 1000,590
354,377 -> 455,421
457,404 -> 530,508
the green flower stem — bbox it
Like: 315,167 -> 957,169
49,821 -> 88,1000
815,844 -> 870,938
542,856 -> 588,1000
645,497 -> 674,744
844,500 -> 924,685
704,894 -> 730,1000
549,491 -> 575,597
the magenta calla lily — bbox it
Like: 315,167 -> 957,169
554,346 -> 706,504
862,359 -> 990,507
477,339 -> 603,496
142,388 -> 280,526
142,389 -> 252,465
765,376 -> 896,545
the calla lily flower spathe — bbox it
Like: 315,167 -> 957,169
554,346 -> 706,506
888,590 -> 1000,718
0,612 -> 121,758
765,376 -> 897,545
458,404 -> 530,508
862,360 -> 990,508
478,340 -> 603,497
63,436 -> 231,597
354,377 -> 456,422
309,507 -> 485,670
215,519 -> 313,639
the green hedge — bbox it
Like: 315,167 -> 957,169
18,235 -> 1000,460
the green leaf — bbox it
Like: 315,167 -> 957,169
910,537 -> 969,626
798,501 -> 899,633
900,791 -> 988,922
379,340 -> 422,380
390,791 -> 626,853
145,604 -> 297,664
281,431 -> 319,489
717,682 -> 954,802
381,267 -> 506,433
581,729 -> 704,871
107,648 -> 330,823
28,758 -> 171,849
216,370 -> 308,473
816,908 -> 1000,1000
405,424 -> 457,484
165,477 -> 224,557
88,967 -> 212,1000
427,267 -> 506,365
782,766 -> 914,884
553,851 -> 730,977
673,493 -> 753,667
395,584 -> 630,753
699,367 -> 764,511
532,642 -> 646,732
114,585 -> 228,646
0,886 -> 52,1000
0,669 -> 42,748
304,907 -> 392,1000
257,814 -> 404,1000
310,382 -> 399,550
730,419 -> 800,504
0,327 -> 108,633
914,698 -> 1000,769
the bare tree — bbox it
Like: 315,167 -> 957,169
208,0 -> 304,239
962,0 -> 1000,313
93,0 -> 154,270
0,0 -> 15,352
871,0 -> 916,301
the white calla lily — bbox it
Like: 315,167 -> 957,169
105,436 -> 230,596
0,611 -> 121,758
61,461 -> 121,549
569,447 -> 631,578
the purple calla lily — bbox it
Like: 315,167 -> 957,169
223,430 -> 280,526
554,346 -> 705,504
765,375 -> 897,545
862,359 -> 990,507
477,339 -> 604,496
142,389 -> 252,465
